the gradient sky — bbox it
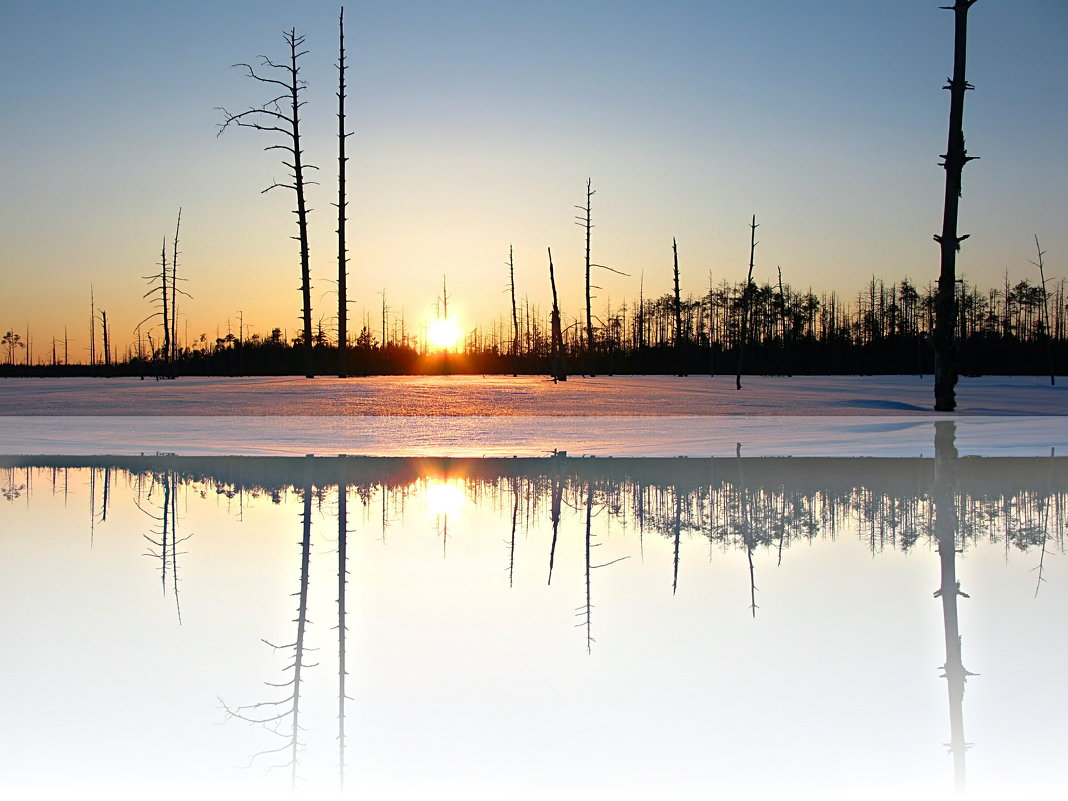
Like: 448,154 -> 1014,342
3,1 -> 1066,358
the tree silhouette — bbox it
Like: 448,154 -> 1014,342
335,10 -> 351,378
219,29 -> 317,378
736,215 -> 758,390
1,330 -> 24,365
934,0 -> 980,411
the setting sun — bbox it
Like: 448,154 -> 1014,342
424,479 -> 466,518
427,318 -> 461,350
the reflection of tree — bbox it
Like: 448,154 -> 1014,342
138,470 -> 190,623
222,482 -> 317,788
547,462 -> 563,585
1,466 -> 26,501
336,482 -> 350,789
671,488 -> 682,595
576,482 -> 630,652
933,422 -> 975,792
508,478 -> 519,588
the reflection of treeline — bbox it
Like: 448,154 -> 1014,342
5,454 -> 1064,554
3,275 -> 1065,376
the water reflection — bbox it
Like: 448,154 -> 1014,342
1,424 -> 1065,798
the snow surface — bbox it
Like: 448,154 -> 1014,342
1,414 -> 1066,458
1,375 -> 1064,457
0,374 -> 1064,416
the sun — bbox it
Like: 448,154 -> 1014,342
427,317 -> 461,350
424,479 -> 465,518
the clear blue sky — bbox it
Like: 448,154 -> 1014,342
2,1 -> 1066,356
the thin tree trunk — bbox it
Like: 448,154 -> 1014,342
510,244 -> 519,376
576,178 -> 595,357
89,287 -> 96,366
171,208 -> 181,365
1031,235 -> 1055,386
160,238 -> 171,366
336,9 -> 350,378
548,247 -> 566,381
736,215 -> 758,390
672,237 -> 685,375
100,310 -> 110,368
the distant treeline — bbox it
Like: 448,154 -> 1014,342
3,275 -> 1064,376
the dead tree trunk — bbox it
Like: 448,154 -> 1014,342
220,28 -> 317,378
336,9 -> 351,378
576,178 -> 595,358
548,247 -> 566,381
89,288 -> 96,367
160,239 -> 171,366
1031,235 -> 1055,386
99,310 -> 110,368
707,271 -> 716,376
171,208 -> 181,364
509,244 -> 519,376
934,0 -> 979,411
777,265 -> 791,376
736,215 -> 758,390
672,237 -> 686,376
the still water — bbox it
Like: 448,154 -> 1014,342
2,423 -> 1065,800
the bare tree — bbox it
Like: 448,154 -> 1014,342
736,215 -> 758,390
1029,235 -> 1054,386
141,236 -> 188,373
577,179 -> 595,355
336,9 -> 352,378
933,0 -> 980,411
98,309 -> 110,368
547,247 -> 566,382
509,245 -> 520,375
219,29 -> 318,378
89,287 -> 96,366
170,208 -> 182,361
672,237 -> 687,376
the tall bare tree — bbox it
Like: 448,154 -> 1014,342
220,29 -> 317,378
509,244 -> 519,375
547,248 -> 566,381
736,215 -> 758,390
576,179 -> 595,355
1030,235 -> 1054,386
933,0 -> 979,411
336,9 -> 352,378
170,208 -> 182,361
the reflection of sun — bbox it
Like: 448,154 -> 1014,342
427,318 -> 461,350
424,480 -> 465,518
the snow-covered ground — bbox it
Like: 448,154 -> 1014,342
1,375 -> 1063,457
0,374 -> 1064,416
1,414 -> 1066,457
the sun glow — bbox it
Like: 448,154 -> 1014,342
424,479 -> 466,518
427,317 -> 461,350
